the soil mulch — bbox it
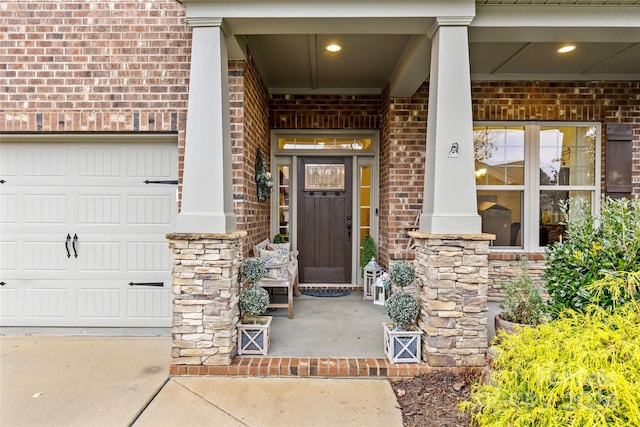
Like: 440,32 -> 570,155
389,369 -> 482,427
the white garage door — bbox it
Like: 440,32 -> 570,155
0,137 -> 178,327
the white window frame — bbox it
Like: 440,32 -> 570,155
475,121 -> 601,252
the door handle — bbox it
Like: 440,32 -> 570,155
346,223 -> 352,242
72,234 -> 78,258
65,234 -> 71,258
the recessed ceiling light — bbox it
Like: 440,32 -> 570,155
558,44 -> 576,54
326,44 -> 342,53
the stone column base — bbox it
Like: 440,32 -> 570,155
409,232 -> 494,367
167,231 -> 246,367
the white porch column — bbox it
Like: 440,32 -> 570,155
420,18 -> 481,234
177,18 -> 236,233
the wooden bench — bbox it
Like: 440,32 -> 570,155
252,239 -> 299,319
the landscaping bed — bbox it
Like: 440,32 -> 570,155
390,370 -> 480,427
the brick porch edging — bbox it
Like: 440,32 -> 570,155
170,357 -> 438,378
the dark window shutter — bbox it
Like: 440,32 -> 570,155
605,123 -> 633,199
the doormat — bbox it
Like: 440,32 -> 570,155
300,288 -> 352,298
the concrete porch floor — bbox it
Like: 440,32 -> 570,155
263,289 -> 500,357
266,289 -> 387,357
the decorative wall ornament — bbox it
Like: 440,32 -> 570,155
255,148 -> 274,202
448,142 -> 459,158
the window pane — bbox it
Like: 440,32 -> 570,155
278,137 -> 372,151
539,126 -> 596,186
277,166 -> 290,241
474,126 -> 524,185
359,166 -> 372,271
477,190 -> 523,247
539,190 -> 592,245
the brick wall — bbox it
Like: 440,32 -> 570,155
379,86 -> 428,267
269,94 -> 381,129
0,0 -> 190,142
232,52 -> 271,258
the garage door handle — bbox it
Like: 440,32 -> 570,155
72,234 -> 78,258
65,234 -> 71,258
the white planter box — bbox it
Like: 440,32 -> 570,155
237,316 -> 272,355
382,322 -> 423,364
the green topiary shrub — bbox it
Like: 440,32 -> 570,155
461,304 -> 640,426
238,285 -> 270,323
385,291 -> 420,330
544,197 -> 640,315
241,257 -> 266,284
389,260 -> 415,289
360,234 -> 376,278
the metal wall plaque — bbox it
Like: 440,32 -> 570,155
304,164 -> 345,191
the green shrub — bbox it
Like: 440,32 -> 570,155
384,291 -> 419,330
238,285 -> 270,322
499,257 -> 546,325
360,234 -> 376,278
389,260 -> 415,289
544,197 -> 640,314
273,234 -> 285,244
461,304 -> 640,426
242,257 -> 266,284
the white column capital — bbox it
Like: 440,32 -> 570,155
428,16 -> 474,38
184,17 -> 223,28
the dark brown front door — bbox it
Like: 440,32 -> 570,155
297,157 -> 352,283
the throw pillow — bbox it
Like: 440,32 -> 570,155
267,242 -> 289,250
260,248 -> 289,266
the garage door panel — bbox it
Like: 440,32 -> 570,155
127,288 -> 170,319
1,147 -> 17,176
128,242 -> 171,271
127,147 -> 176,178
77,194 -> 121,224
76,241 -> 121,271
0,194 -> 17,223
128,195 -> 172,225
24,146 -> 68,177
24,241 -> 69,272
0,289 -> 18,317
24,194 -> 68,224
77,288 -> 121,318
78,147 -> 121,177
24,288 -> 68,317
0,241 -> 17,271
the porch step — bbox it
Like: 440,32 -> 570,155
170,357 -> 433,378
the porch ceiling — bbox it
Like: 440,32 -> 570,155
184,1 -> 640,96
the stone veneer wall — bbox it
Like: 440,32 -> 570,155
411,232 -> 493,367
167,232 -> 246,367
487,253 -> 547,301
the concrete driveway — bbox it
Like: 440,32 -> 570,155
0,335 -> 170,427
